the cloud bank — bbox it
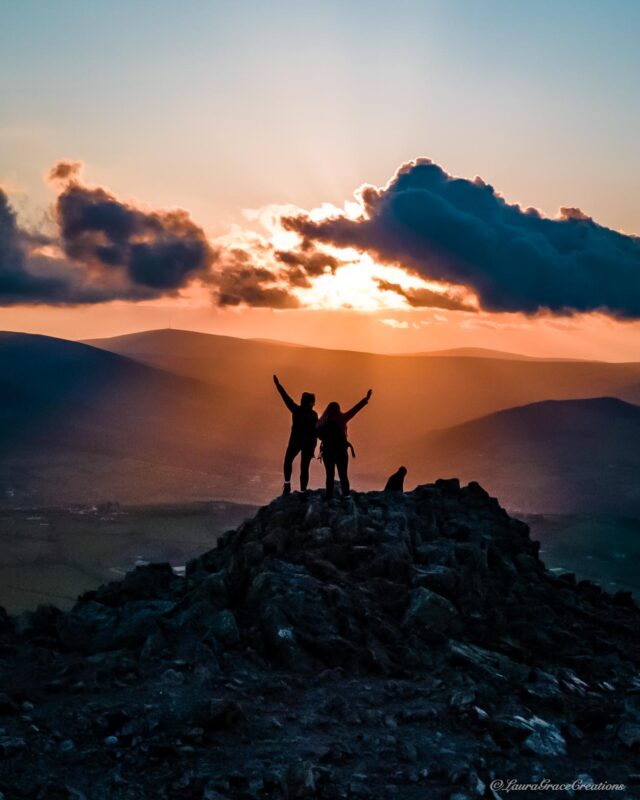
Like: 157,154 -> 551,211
56,178 -> 215,292
0,162 -> 311,308
2,157 -> 640,316
283,158 -> 640,318
0,188 -> 106,305
214,246 -> 301,309
1,162 -> 217,305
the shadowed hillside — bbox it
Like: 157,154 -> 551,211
86,330 -> 640,439
3,330 -> 640,509
409,397 -> 640,515
0,333 -> 264,506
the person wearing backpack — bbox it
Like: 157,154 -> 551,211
273,375 -> 318,495
317,389 -> 373,499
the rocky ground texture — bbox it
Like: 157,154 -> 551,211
1,480 -> 639,799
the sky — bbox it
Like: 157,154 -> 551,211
1,0 -> 640,358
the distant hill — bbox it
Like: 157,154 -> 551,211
89,334 -> 597,362
4,329 -> 640,510
0,333 -> 267,506
408,346 -> 588,361
617,381 -> 640,405
86,327 -> 640,432
408,397 -> 640,514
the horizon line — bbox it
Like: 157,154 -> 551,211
1,325 -> 634,365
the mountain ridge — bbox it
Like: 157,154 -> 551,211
84,327 -> 640,365
413,396 -> 640,515
429,395 -> 640,432
3,330 -> 640,510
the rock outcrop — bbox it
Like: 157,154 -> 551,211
1,481 -> 639,799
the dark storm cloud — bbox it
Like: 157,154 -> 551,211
283,158 -> 640,318
1,161 -> 308,309
0,186 -> 164,305
0,163 -> 218,306
375,279 -> 475,311
55,179 -> 215,290
249,247 -> 342,291
275,248 -> 339,277
212,248 -> 300,309
0,188 -> 82,305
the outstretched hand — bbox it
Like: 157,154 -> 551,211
366,389 -> 373,401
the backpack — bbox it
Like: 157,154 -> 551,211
317,418 -> 355,458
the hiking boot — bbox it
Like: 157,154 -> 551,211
282,483 -> 291,496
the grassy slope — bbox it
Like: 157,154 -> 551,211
0,501 -> 255,613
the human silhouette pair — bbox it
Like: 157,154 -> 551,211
273,375 -> 372,499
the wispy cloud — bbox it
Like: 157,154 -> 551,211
381,318 -> 410,329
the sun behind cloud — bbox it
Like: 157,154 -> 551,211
293,252 -> 475,312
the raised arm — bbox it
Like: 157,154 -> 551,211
344,389 -> 373,422
273,374 -> 297,413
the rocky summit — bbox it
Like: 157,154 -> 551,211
1,480 -> 640,799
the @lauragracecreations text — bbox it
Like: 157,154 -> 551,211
490,778 -> 627,793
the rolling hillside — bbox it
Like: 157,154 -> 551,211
409,397 -> 640,514
2,329 -> 640,510
86,329 -> 640,435
0,333 -> 265,506
86,330 -> 640,464
87,328 -> 640,455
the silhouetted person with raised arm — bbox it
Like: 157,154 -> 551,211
384,466 -> 407,492
273,375 -> 318,495
317,389 -> 373,500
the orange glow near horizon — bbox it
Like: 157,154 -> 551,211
1,163 -> 638,363
3,300 -> 640,363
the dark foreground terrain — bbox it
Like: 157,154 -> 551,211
1,482 -> 639,799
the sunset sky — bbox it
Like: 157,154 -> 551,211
2,0 -> 640,359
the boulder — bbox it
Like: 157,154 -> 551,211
13,604 -> 62,640
448,641 -> 529,683
412,565 -> 459,599
209,610 -> 240,646
56,601 -> 119,653
617,721 -> 640,749
0,736 -> 26,758
403,587 -> 459,635
186,571 -> 228,607
86,563 -> 178,607
57,599 -> 174,653
110,600 -> 175,649
521,716 -> 567,757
